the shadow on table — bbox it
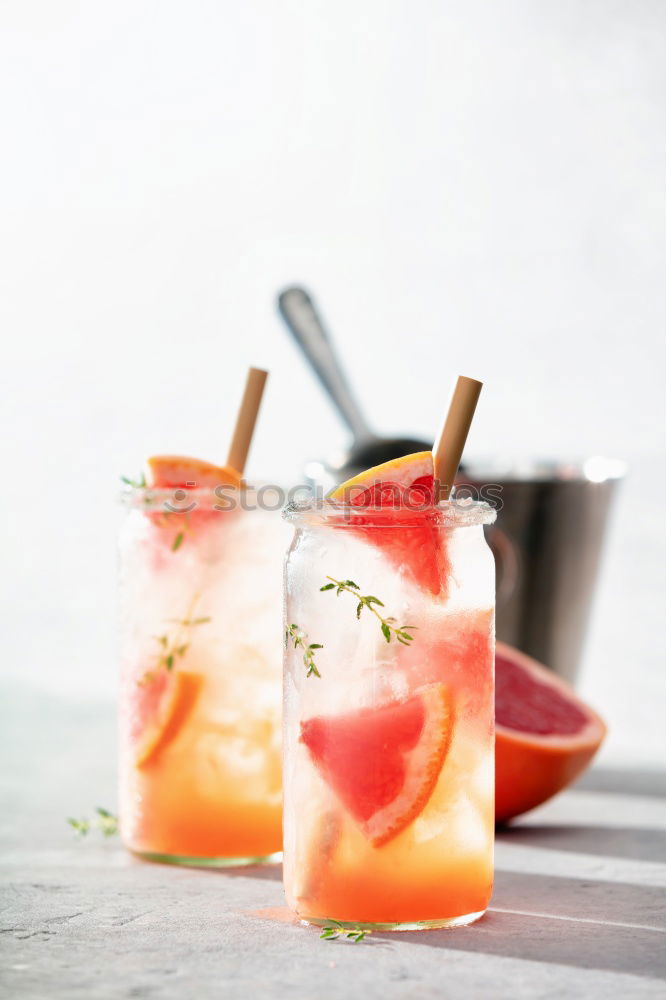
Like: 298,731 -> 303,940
574,766 -> 666,799
497,823 -> 666,863
377,871 -> 666,980
210,863 -> 283,882
224,861 -> 666,977
492,869 -> 665,930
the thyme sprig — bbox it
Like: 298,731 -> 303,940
139,597 -> 210,684
120,474 -> 188,549
320,920 -> 371,943
285,624 -> 323,678
320,577 -> 416,645
67,807 -> 119,838
121,473 -> 147,489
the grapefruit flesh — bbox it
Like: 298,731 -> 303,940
495,641 -> 606,823
146,455 -> 242,489
130,669 -> 203,768
329,452 -> 449,596
300,683 -> 453,846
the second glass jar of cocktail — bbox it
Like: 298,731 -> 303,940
119,485 -> 289,865
283,497 -> 496,929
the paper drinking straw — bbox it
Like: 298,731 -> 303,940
432,375 -> 483,501
226,367 -> 269,475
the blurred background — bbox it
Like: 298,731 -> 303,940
1,1 -> 664,764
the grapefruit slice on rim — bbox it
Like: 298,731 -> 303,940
144,456 -> 242,550
130,669 -> 203,768
495,641 -> 606,823
300,683 -> 453,847
330,451 -> 435,506
146,455 -> 242,489
329,451 -> 448,596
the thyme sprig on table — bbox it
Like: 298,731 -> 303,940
320,920 -> 371,943
67,807 -> 119,838
320,577 -> 416,645
285,624 -> 323,678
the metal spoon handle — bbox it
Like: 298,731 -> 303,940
277,287 -> 373,443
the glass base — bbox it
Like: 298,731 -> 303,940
300,909 -> 487,932
131,848 -> 283,868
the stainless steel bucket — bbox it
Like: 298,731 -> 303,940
459,458 -> 625,685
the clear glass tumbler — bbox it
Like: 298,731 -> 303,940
119,485 -> 288,865
282,497 -> 496,928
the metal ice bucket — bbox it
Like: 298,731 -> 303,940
305,456 -> 625,686
458,458 -> 625,685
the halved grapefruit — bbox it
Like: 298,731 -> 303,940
129,669 -> 203,768
300,683 -> 453,846
495,642 -> 606,823
146,455 -> 241,489
329,452 -> 448,596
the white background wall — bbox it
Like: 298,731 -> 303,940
1,1 -> 664,764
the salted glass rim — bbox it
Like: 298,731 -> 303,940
282,496 -> 497,528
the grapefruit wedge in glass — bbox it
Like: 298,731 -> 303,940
495,642 -> 606,823
129,669 -> 203,768
301,683 -> 453,847
328,451 -> 449,596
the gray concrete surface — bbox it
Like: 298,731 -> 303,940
1,685 -> 665,999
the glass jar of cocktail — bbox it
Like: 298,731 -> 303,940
119,481 -> 290,864
118,366 -> 288,865
282,450 -> 496,928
